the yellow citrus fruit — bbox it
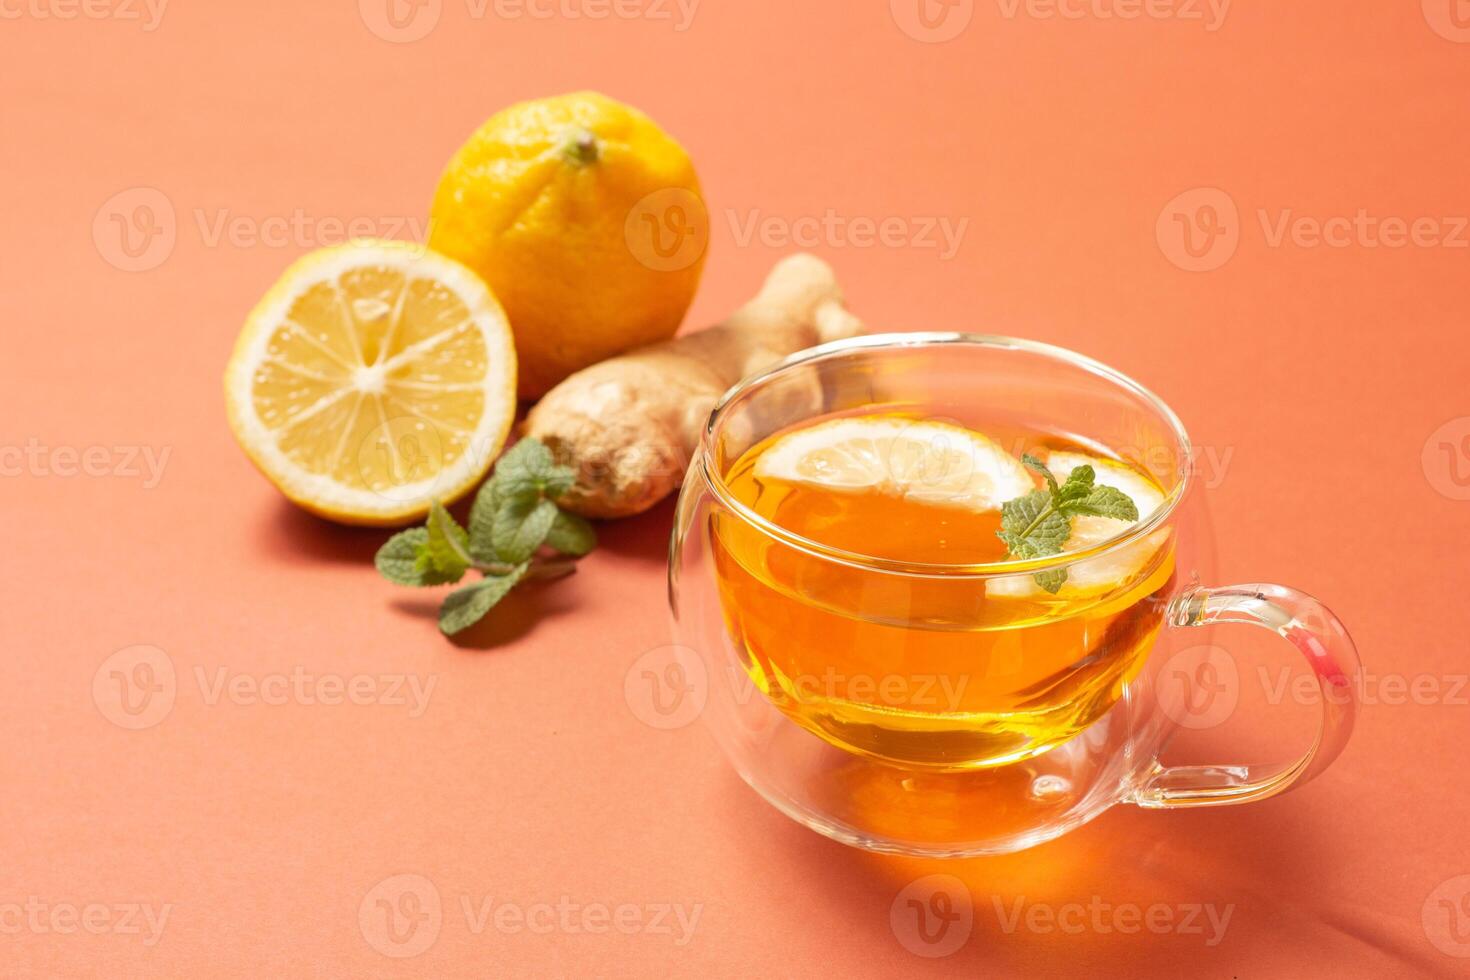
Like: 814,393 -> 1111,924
428,91 -> 707,399
223,240 -> 517,526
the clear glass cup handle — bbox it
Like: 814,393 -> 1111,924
1132,584 -> 1361,809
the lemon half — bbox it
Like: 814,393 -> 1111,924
224,240 -> 517,526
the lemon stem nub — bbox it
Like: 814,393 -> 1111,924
564,129 -> 599,165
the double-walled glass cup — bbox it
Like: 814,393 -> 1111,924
668,333 -> 1361,856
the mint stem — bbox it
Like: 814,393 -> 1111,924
1016,501 -> 1059,542
525,558 -> 578,582
472,559 -> 519,576
473,555 -> 577,579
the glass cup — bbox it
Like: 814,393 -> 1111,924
667,333 -> 1361,856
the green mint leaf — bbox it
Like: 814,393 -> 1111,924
438,564 -> 528,635
468,475 -> 503,563
493,439 -> 553,504
1063,464 -> 1096,488
420,501 -> 471,583
997,490 -> 1070,556
1054,465 -> 1096,508
493,438 -> 576,504
492,496 -> 559,564
545,509 -> 596,557
1068,485 -> 1140,522
375,528 -> 439,586
999,457 -> 1141,594
998,469 -> 1070,590
1033,568 -> 1068,594
1021,454 -> 1059,496
999,488 -> 1049,537
497,437 -> 556,477
542,461 -> 576,502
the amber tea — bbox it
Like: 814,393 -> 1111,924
711,412 -> 1176,771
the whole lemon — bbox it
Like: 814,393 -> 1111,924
429,92 -> 708,399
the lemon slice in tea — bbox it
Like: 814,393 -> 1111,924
224,240 -> 517,525
752,416 -> 1035,512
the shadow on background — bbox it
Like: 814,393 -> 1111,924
256,498 -> 389,565
714,767 -> 1435,976
390,576 -> 583,651
595,496 -> 678,565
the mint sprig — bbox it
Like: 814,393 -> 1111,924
375,438 -> 596,635
996,454 -> 1138,595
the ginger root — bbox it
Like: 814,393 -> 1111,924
523,253 -> 863,518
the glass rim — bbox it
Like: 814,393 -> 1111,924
696,331 -> 1194,579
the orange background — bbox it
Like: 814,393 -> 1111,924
4,0 -> 1470,976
